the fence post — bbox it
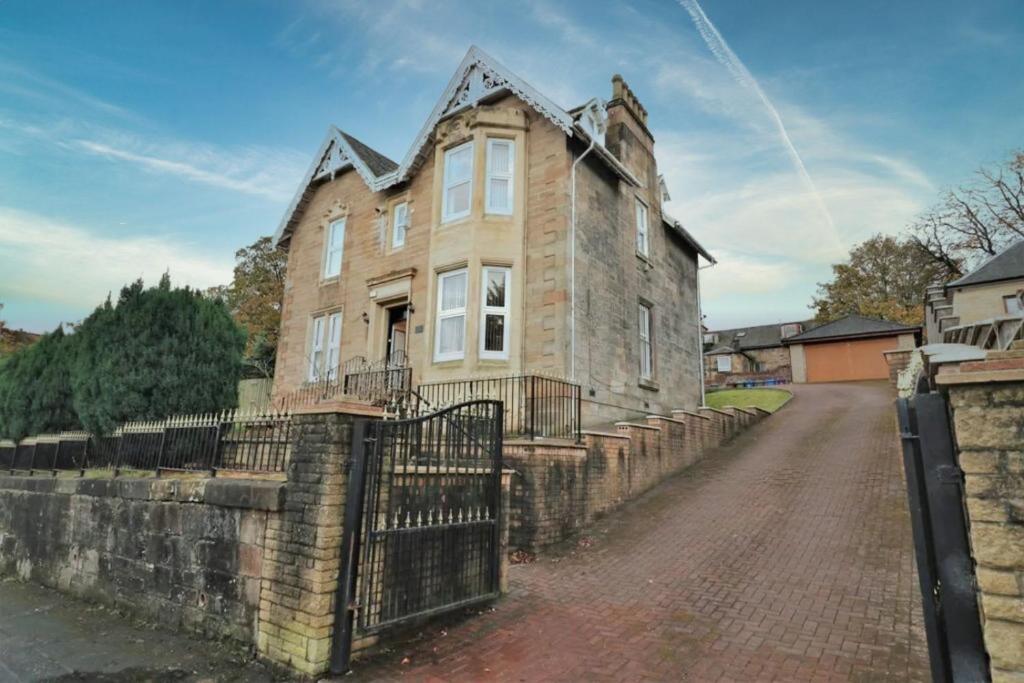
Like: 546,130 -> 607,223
529,375 -> 537,441
575,384 -> 582,443
330,419 -> 370,675
113,431 -> 124,477
51,439 -> 61,476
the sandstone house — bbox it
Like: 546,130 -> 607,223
271,46 -> 714,428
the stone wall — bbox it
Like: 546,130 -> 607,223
0,475 -> 282,645
506,404 -> 769,551
938,351 -> 1024,680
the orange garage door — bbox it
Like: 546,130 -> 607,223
804,336 -> 899,382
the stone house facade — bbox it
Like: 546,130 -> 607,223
925,240 -> 1024,343
271,46 -> 713,426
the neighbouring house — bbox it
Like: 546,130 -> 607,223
270,46 -> 714,428
783,314 -> 920,383
703,321 -> 812,386
924,240 -> 1024,343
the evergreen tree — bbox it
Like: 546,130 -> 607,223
0,326 -> 78,439
71,275 -> 246,435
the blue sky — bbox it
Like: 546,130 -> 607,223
2,0 -> 1022,332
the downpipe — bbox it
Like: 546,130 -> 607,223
569,136 -> 597,383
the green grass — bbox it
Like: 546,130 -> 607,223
705,388 -> 792,413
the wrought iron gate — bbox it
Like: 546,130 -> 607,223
331,400 -> 504,673
897,392 -> 989,682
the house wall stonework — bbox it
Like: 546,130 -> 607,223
938,358 -> 1024,681
273,81 -> 704,428
951,280 -> 1024,327
572,112 -> 701,425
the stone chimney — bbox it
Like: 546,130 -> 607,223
605,74 -> 656,189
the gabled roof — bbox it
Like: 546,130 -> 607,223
274,45 -> 581,246
707,320 -> 814,351
782,314 -> 919,344
947,240 -> 1024,289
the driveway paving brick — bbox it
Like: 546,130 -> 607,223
352,382 -> 930,682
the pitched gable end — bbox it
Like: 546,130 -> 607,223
274,45 -> 576,247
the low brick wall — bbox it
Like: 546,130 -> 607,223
0,475 -> 283,644
938,353 -> 1024,680
506,404 -> 770,551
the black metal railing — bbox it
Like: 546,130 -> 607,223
276,353 -> 412,410
415,374 -> 581,442
0,408 -> 292,476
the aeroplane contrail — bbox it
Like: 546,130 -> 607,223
678,0 -> 837,234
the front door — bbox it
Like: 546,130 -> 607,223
385,305 -> 408,365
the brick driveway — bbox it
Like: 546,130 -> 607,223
353,382 -> 930,682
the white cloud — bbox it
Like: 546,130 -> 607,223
0,207 -> 233,316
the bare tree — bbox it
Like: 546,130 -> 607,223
910,150 -> 1024,273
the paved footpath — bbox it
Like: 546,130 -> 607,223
354,382 -> 930,682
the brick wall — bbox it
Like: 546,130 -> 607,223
939,352 -> 1024,679
506,405 -> 769,551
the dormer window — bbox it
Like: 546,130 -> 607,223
780,323 -> 802,339
442,141 -> 473,223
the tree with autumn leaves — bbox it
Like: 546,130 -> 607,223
813,149 -> 1022,325
210,236 -> 287,379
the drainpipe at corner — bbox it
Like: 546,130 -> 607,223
697,260 -> 716,407
569,135 -> 598,383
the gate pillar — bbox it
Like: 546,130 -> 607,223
255,409 -> 360,676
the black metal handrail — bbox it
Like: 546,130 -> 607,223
415,374 -> 581,442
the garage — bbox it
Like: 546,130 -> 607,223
785,315 -> 920,383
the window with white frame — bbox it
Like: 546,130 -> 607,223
716,355 -> 732,373
308,312 -> 342,382
639,302 -> 653,379
435,269 -> 468,361
323,218 -> 345,279
635,198 -> 649,258
308,316 -> 325,382
325,312 -> 342,380
442,142 -> 473,222
485,139 -> 514,215
392,202 -> 409,249
480,267 -> 511,359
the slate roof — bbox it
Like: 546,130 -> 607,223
947,240 -> 1024,289
662,213 -> 715,263
707,320 -> 814,351
782,314 -> 919,344
339,132 -> 398,176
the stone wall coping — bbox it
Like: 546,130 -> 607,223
291,401 -> 383,417
751,407 -> 772,416
504,438 -> 586,449
882,348 -> 913,357
731,407 -> 759,416
698,407 -> 733,417
614,421 -> 661,432
646,414 -> 687,425
0,474 -> 284,511
936,368 -> 1024,386
581,430 -> 632,441
672,409 -> 710,420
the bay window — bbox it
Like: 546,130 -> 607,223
480,267 -> 511,359
485,139 -> 514,215
435,269 -> 468,361
442,142 -> 473,222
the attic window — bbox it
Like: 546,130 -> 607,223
735,331 -> 746,338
